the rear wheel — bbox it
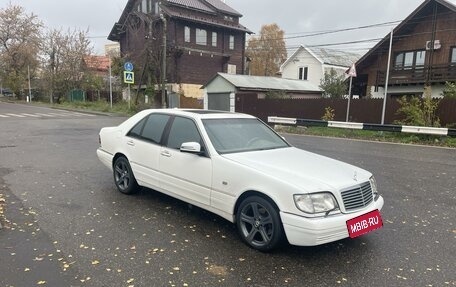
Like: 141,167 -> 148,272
113,156 -> 138,195
236,195 -> 284,251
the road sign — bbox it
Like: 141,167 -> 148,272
124,62 -> 134,72
124,71 -> 134,84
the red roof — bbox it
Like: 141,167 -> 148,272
83,55 -> 110,72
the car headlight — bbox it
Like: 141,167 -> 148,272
369,176 -> 378,194
294,193 -> 338,214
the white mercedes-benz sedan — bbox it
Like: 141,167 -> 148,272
97,109 -> 384,251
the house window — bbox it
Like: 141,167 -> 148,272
229,35 -> 234,50
196,28 -> 207,45
415,51 -> 426,66
184,26 -> 191,43
451,47 -> 456,63
299,67 -> 308,80
154,2 -> 160,14
227,64 -> 236,74
212,32 -> 217,47
142,0 -> 147,12
395,50 -> 426,69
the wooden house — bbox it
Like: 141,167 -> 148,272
354,0 -> 456,98
108,0 -> 251,99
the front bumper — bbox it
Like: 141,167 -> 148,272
281,195 -> 384,246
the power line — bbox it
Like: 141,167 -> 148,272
283,21 -> 400,40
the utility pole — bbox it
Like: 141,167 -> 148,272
160,13 -> 167,109
28,65 -> 32,102
50,48 -> 55,104
381,28 -> 393,125
109,58 -> 113,109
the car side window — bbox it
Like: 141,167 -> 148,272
141,114 -> 170,144
127,117 -> 147,138
166,117 -> 202,150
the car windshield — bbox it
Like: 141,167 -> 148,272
202,118 -> 290,154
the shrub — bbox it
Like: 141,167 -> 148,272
321,106 -> 335,121
395,86 -> 440,127
442,81 -> 456,98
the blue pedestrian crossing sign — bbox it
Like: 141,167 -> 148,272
124,71 -> 134,84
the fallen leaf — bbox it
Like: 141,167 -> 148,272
127,278 -> 134,283
92,260 -> 100,265
37,281 -> 46,285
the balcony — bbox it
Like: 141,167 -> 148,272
376,64 -> 456,86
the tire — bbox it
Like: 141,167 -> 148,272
113,156 -> 138,195
236,195 -> 284,252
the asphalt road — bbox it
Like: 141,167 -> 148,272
0,101 -> 455,287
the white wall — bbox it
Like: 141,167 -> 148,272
281,48 -> 323,88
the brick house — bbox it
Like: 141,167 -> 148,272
353,0 -> 456,98
108,0 -> 251,99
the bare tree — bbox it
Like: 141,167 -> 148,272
0,4 -> 43,99
246,24 -> 287,76
40,28 -> 92,103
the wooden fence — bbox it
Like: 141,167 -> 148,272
234,92 -> 456,126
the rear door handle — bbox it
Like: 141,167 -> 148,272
127,140 -> 135,146
161,150 -> 171,157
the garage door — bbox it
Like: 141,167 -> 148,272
208,93 -> 230,111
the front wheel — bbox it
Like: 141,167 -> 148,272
236,195 -> 284,252
113,156 -> 138,195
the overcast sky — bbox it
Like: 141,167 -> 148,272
2,0 -> 456,55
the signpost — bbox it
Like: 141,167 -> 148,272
124,62 -> 134,72
124,71 -> 134,84
345,63 -> 357,122
123,62 -> 134,110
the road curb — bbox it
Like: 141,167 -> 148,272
50,106 -> 126,117
269,116 -> 456,137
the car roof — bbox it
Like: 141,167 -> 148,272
144,109 -> 256,120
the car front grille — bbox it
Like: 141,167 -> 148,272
341,181 -> 373,211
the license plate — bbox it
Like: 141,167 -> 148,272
346,209 -> 383,238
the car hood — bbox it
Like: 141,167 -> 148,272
222,147 -> 371,193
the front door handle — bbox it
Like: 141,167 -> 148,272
160,150 -> 171,157
127,140 -> 135,146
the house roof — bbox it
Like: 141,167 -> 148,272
168,0 -> 216,14
281,45 -> 360,71
82,55 -> 110,72
161,5 -> 251,32
355,0 -> 456,68
310,47 -> 360,67
203,0 -> 242,16
204,73 -> 323,93
109,0 -> 249,40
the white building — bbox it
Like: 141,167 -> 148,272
280,45 -> 360,89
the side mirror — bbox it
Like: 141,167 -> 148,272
180,142 -> 202,154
